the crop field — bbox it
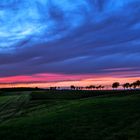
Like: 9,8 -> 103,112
0,90 -> 140,140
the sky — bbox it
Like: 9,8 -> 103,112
0,0 -> 140,88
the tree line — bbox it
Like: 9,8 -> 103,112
70,80 -> 140,90
48,80 -> 140,90
112,80 -> 140,90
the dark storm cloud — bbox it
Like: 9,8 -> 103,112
0,0 -> 140,77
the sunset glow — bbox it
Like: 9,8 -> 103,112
0,73 -> 140,88
0,0 -> 140,88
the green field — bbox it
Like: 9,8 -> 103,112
0,90 -> 140,140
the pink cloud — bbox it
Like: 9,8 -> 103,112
0,72 -> 140,88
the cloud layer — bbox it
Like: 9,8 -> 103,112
0,0 -> 140,83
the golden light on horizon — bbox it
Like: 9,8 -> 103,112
0,76 -> 139,89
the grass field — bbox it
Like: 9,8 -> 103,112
0,90 -> 140,140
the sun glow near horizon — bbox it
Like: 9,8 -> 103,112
0,73 -> 139,89
0,0 -> 140,89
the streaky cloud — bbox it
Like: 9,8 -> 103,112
0,0 -> 140,82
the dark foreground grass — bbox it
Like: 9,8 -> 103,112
30,90 -> 140,100
0,91 -> 140,140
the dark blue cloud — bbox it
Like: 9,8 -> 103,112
0,0 -> 140,77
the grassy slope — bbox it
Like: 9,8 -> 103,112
30,90 -> 140,100
0,94 -> 29,122
0,93 -> 140,140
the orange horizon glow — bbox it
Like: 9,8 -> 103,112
0,72 -> 140,89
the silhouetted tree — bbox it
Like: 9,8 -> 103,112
85,85 -> 95,90
76,87 -> 81,90
98,85 -> 102,90
131,82 -> 137,89
50,87 -> 57,90
95,86 -> 99,90
136,80 -> 140,88
80,87 -> 84,90
70,85 -> 75,90
86,86 -> 89,90
112,82 -> 120,90
129,83 -> 133,89
122,83 -> 130,90
95,86 -> 101,90
89,85 -> 96,90
101,86 -> 105,90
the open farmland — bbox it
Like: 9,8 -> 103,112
0,90 -> 140,140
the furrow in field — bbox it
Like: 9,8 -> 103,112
0,94 -> 29,122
